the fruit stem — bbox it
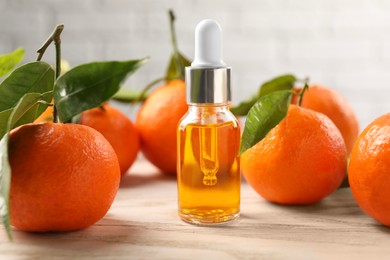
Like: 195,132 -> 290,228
54,37 -> 62,80
296,77 -> 309,84
36,24 -> 64,123
168,9 -> 184,79
298,78 -> 309,107
52,27 -> 63,123
36,24 -> 64,66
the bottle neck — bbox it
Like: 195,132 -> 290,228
188,103 -> 229,114
180,103 -> 237,127
187,104 -> 231,124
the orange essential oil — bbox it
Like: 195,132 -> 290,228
177,19 -> 241,225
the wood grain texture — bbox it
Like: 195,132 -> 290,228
1,159 -> 390,260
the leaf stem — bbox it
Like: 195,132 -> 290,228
168,9 -> 184,79
169,10 -> 179,54
37,100 -> 54,106
134,76 -> 166,105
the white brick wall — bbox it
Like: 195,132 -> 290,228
1,0 -> 390,128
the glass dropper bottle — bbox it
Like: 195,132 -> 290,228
177,19 -> 241,225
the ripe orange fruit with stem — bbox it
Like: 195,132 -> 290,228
349,113 -> 390,226
35,103 -> 139,175
134,10 -> 189,174
81,104 -> 139,175
241,105 -> 347,205
136,79 -> 187,174
292,85 -> 359,154
9,122 -> 120,232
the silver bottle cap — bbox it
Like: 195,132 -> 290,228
185,67 -> 231,104
186,19 -> 231,104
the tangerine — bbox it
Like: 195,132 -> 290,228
349,113 -> 390,226
136,79 -> 187,174
81,104 -> 139,175
34,102 -> 53,123
9,122 -> 120,232
293,85 -> 359,154
241,105 -> 347,205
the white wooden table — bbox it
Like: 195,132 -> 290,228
1,159 -> 390,259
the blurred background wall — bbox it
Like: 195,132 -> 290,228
1,0 -> 390,128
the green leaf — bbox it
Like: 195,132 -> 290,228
112,88 -> 149,103
0,109 -> 13,140
0,48 -> 25,78
230,95 -> 258,116
259,74 -> 296,97
0,91 -> 53,140
0,134 -> 11,240
54,58 -> 148,122
0,61 -> 55,112
0,92 -> 53,240
239,90 -> 292,155
166,52 -> 190,81
231,74 -> 296,116
0,61 -> 54,137
7,92 -> 53,131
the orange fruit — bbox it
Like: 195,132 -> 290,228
81,104 -> 139,175
292,85 -> 359,154
349,113 -> 390,226
241,105 -> 347,205
136,79 -> 187,174
9,122 -> 120,232
34,103 -> 53,122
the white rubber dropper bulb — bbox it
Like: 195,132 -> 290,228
192,19 -> 226,68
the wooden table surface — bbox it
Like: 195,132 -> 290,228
1,159 -> 390,260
